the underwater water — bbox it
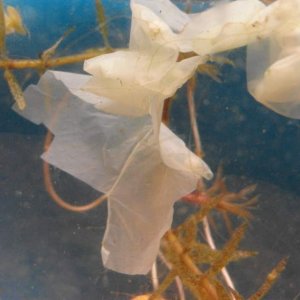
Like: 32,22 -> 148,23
0,0 -> 300,299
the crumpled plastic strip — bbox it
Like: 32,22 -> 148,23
83,51 -> 203,118
247,0 -> 300,118
133,0 -> 300,119
82,1 -> 205,138
82,0 -> 208,146
131,0 -> 266,55
180,0 -> 266,55
14,70 -> 212,274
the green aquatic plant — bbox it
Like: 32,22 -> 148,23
0,2 -> 27,109
0,0 -> 110,109
0,0 -> 295,298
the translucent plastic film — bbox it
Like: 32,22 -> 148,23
83,1 -> 204,138
83,51 -> 202,118
180,0 -> 266,54
131,0 -> 266,55
247,0 -> 300,118
132,0 -> 189,33
14,71 -> 212,274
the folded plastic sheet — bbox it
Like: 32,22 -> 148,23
83,0 -> 268,135
14,70 -> 212,274
180,0 -> 266,55
82,1 -> 207,143
131,0 -> 266,55
132,0 -> 189,33
135,0 -> 300,119
130,1 -> 180,51
83,2 -> 205,109
247,0 -> 300,118
83,51 -> 202,118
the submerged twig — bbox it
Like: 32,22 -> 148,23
158,251 -> 186,300
149,270 -> 177,300
187,76 -> 203,158
186,76 -> 237,296
163,231 -> 219,300
0,48 -> 111,70
40,28 -> 75,62
3,68 -> 26,109
0,0 -> 6,55
43,130 -> 107,212
95,0 -> 111,49
248,257 -> 288,300
42,92 -> 107,213
206,223 -> 247,278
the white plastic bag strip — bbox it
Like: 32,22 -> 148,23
181,0 -> 266,54
83,51 -> 203,116
247,0 -> 300,118
14,70 -> 212,274
130,0 -> 266,55
132,0 -> 189,33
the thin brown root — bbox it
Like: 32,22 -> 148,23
187,76 -> 203,158
43,130 -> 107,213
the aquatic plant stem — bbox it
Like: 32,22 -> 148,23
95,0 -> 111,49
186,77 -> 237,295
0,2 -> 27,110
248,257 -> 288,300
0,48 -> 111,70
158,251 -> 186,300
0,0 -> 6,55
164,231 -> 218,300
152,233 -> 218,299
203,217 -> 237,293
4,68 -> 26,109
149,270 -> 177,300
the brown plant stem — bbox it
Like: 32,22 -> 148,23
186,77 -> 237,296
95,0 -> 111,49
158,251 -> 186,300
0,0 -> 6,55
43,130 -> 107,212
162,97 -> 172,125
0,48 -> 111,70
42,91 -> 107,213
149,270 -> 177,300
4,68 -> 26,109
248,257 -> 288,300
187,76 -> 203,158
164,231 -> 218,300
